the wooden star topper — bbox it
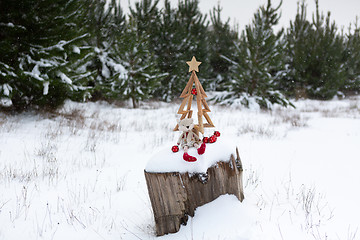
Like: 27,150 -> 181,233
186,56 -> 201,72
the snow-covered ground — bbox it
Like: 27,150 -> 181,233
0,96 -> 359,240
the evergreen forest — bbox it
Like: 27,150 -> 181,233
1,0 -> 359,110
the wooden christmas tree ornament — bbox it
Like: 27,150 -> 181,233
173,56 -> 214,134
144,56 -> 244,237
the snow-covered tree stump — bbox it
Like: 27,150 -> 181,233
144,145 -> 244,236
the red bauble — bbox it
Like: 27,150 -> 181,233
214,131 -> 221,137
191,88 -> 197,95
172,145 -> 179,153
203,137 -> 209,143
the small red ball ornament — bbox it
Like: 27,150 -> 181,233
214,131 -> 220,137
203,137 -> 209,143
191,88 -> 197,95
172,145 -> 179,153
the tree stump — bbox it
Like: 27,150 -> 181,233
144,147 -> 244,236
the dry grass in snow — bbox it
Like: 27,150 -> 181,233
0,96 -> 359,239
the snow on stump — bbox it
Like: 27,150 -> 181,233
144,141 -> 244,236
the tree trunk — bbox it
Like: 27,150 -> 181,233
144,147 -> 244,236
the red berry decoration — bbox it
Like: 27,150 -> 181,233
191,88 -> 197,95
208,135 -> 217,143
203,137 -> 209,143
183,152 -> 197,162
172,145 -> 179,153
214,131 -> 220,137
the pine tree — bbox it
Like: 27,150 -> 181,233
306,0 -> 346,99
284,0 -> 346,99
129,0 -> 160,39
281,1 -> 312,98
207,4 -> 239,91
343,18 -> 360,93
218,0 -> 292,108
111,19 -> 164,108
83,0 -> 126,100
151,0 -> 209,101
0,0 -> 90,110
150,0 -> 186,100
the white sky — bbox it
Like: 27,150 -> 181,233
120,0 -> 360,32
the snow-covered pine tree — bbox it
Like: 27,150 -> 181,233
218,0 -> 292,108
150,0 -> 185,100
208,4 -> 239,91
0,0 -> 90,109
129,0 -> 160,41
151,0 -> 209,101
111,19 -> 164,108
83,0 -> 127,100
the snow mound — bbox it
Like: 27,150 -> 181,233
158,194 -> 257,240
145,137 -> 236,173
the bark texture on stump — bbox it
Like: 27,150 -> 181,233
144,148 -> 244,236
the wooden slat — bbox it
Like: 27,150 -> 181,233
194,75 -> 202,114
194,72 -> 208,98
180,72 -> 194,98
201,98 -> 211,112
203,123 -> 215,128
177,95 -> 190,114
188,110 -> 193,118
197,112 -> 204,134
203,112 -> 214,127
187,95 -> 193,111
